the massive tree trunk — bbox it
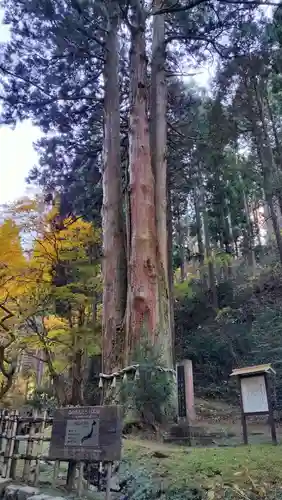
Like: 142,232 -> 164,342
167,182 -> 175,364
194,186 -> 208,289
252,78 -> 282,264
264,85 -> 282,214
243,74 -> 282,263
240,174 -> 256,270
150,0 -> 173,366
176,212 -> 185,283
223,193 -> 234,278
200,186 -> 218,309
102,5 -> 127,373
252,200 -> 262,247
127,0 -> 160,353
70,349 -> 84,405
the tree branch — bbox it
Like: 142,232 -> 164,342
0,345 -> 17,400
154,0 -> 279,15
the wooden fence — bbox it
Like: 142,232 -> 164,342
0,408 -> 109,496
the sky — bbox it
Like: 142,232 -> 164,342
0,13 -> 41,205
0,123 -> 41,204
0,11 -> 212,206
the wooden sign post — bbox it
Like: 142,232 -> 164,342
230,364 -> 277,445
49,405 -> 122,498
176,359 -> 195,421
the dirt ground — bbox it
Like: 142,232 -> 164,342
126,398 -> 282,447
191,398 -> 282,446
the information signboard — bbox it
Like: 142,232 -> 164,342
241,375 -> 269,414
49,405 -> 122,462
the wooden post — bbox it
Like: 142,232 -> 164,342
10,413 -> 20,479
34,410 -> 47,485
176,359 -> 195,421
265,374 -> 277,445
23,409 -> 37,481
0,410 -> 4,451
105,462 -> 112,500
6,410 -> 18,478
77,462 -> 83,497
52,461 -> 59,488
0,410 -> 6,471
241,414 -> 248,445
66,460 -> 77,491
2,410 -> 10,475
239,378 -> 248,445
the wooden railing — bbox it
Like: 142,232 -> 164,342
0,408 -> 107,495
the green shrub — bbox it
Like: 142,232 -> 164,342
118,462 -> 204,500
119,337 -> 175,426
174,264 -> 282,405
27,386 -> 57,412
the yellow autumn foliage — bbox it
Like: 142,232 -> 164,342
0,219 -> 31,321
43,316 -> 69,332
0,197 -> 101,360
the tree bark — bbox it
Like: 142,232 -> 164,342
175,210 -> 185,283
264,88 -> 282,215
252,78 -> 282,264
252,200 -> 262,247
150,0 -> 173,366
200,186 -> 218,309
167,182 -> 175,365
70,349 -> 84,405
0,347 -> 17,401
194,187 -> 208,289
102,4 -> 127,373
240,174 -> 256,270
127,0 -> 159,354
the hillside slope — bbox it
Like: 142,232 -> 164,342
174,261 -> 282,410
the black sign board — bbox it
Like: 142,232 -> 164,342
49,405 -> 122,462
177,364 -> 187,418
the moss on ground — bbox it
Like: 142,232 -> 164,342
22,437 -> 282,498
122,439 -> 282,497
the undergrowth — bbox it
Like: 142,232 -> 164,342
174,260 -> 282,406
120,440 -> 282,499
119,337 -> 175,426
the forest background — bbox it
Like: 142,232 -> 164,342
1,0 -> 282,414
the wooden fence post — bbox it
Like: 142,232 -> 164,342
10,412 -> 20,479
66,460 -> 77,491
105,462 -> 112,500
34,410 -> 47,486
23,409 -> 37,482
77,462 -> 83,497
6,410 -> 18,478
52,461 -> 60,489
0,410 -> 6,473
